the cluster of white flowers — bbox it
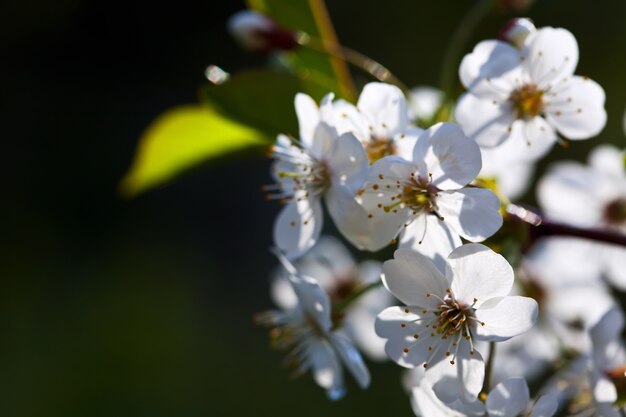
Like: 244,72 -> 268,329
233,13 -> 626,417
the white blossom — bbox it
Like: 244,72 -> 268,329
455,26 -> 606,160
268,94 -> 369,259
256,252 -> 370,400
329,82 -> 422,162
537,145 -> 626,289
270,236 -> 393,360
356,122 -> 502,270
589,308 -> 626,417
376,244 -> 537,401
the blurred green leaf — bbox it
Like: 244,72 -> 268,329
247,0 -> 355,101
119,105 -> 271,197
201,69 -> 327,137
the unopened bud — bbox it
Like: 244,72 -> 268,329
498,18 -> 536,49
227,10 -> 297,53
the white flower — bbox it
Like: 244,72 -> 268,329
256,252 -> 370,400
270,236 -> 393,360
329,82 -> 422,162
536,145 -> 626,289
268,94 -> 369,259
455,26 -> 606,160
589,308 -> 626,417
521,240 -> 616,351
411,374 -> 557,417
356,122 -> 502,270
376,244 -> 538,401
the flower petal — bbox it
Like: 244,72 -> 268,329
295,93 -> 320,148
393,128 -> 421,161
437,188 -> 503,243
329,334 -> 371,389
486,377 -> 530,417
545,76 -> 606,140
455,93 -> 516,148
413,122 -> 482,190
325,185 -> 372,250
429,342 -> 485,404
357,82 -> 409,137
382,248 -> 449,307
273,198 -> 323,260
588,145 -> 626,179
308,340 -> 346,400
475,296 -> 538,341
375,306 -> 431,368
446,243 -> 513,308
523,27 -> 578,86
309,122 -> 336,160
327,132 -> 369,193
460,40 -> 521,90
400,214 -> 462,272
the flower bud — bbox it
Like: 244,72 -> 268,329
227,10 -> 297,53
498,18 -> 536,49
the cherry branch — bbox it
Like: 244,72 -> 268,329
506,204 -> 626,248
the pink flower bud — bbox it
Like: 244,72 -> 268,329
498,18 -> 536,49
227,10 -> 297,53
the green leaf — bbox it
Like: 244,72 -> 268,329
247,0 -> 355,101
119,105 -> 271,197
200,69 -> 326,138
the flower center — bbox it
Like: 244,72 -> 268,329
435,295 -> 477,338
603,198 -> 626,226
509,84 -> 544,120
365,136 -> 396,163
383,174 -> 442,218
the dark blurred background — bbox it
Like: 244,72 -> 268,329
2,1 -> 626,416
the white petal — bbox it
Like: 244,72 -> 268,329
412,380 -> 486,417
309,122 -> 336,160
523,27 -> 578,85
455,93 -> 516,148
413,122 -> 482,190
516,116 -> 558,157
588,145 -> 626,179
446,244 -> 513,308
330,99 -> 371,144
545,76 -> 606,140
529,394 -> 558,417
375,306 -> 431,368
358,157 -> 416,250
475,296 -> 538,342
437,188 -> 503,243
295,93 -> 320,147
327,132 -> 369,193
288,273 -> 332,331
408,87 -> 443,121
486,377 -> 530,417
590,307 -> 626,371
594,374 -> 618,404
382,248 -> 449,307
357,82 -> 409,137
479,145 -> 535,200
603,245 -> 626,291
429,342 -> 485,404
329,334 -> 371,389
325,185 -> 372,250
400,214 -> 462,273
273,198 -> 323,260
460,40 -> 522,90
537,162 -> 605,226
393,128 -> 421,160
308,340 -> 345,400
